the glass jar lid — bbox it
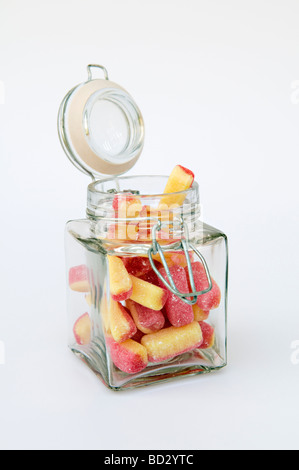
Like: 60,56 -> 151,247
58,65 -> 145,179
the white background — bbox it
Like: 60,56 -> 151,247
0,0 -> 299,450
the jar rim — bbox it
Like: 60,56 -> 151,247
88,174 -> 199,199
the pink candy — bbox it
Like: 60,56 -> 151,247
185,262 -> 221,312
157,266 -> 194,327
126,299 -> 165,334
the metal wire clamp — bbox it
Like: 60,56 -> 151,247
148,219 -> 213,306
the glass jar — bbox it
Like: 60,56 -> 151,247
59,65 -> 228,390
65,175 -> 228,390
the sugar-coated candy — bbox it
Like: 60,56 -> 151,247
199,321 -> 215,349
126,299 -> 165,334
100,293 -> 110,333
185,262 -> 221,311
69,265 -> 90,292
110,300 -> 137,343
73,313 -> 91,345
129,275 -> 168,311
122,256 -> 152,278
112,192 -> 143,217
107,255 -> 133,301
193,304 -> 210,322
106,335 -> 148,374
158,266 -> 194,327
159,165 -> 195,208
141,321 -> 203,363
107,222 -> 139,241
140,268 -> 160,286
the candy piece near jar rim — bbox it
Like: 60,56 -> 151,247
112,192 -> 143,218
141,321 -> 203,363
159,165 -> 195,208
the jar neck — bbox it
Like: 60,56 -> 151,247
85,175 -> 200,243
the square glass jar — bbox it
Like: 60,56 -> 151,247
65,175 -> 228,390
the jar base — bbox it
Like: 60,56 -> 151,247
70,340 -> 227,391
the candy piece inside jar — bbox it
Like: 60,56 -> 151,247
73,313 -> 91,346
126,299 -> 165,334
106,335 -> 148,374
107,255 -> 133,301
157,265 -> 194,327
109,299 -> 137,343
69,265 -> 90,293
141,321 -> 203,363
185,262 -> 221,311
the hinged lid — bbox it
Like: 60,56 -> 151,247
58,65 -> 145,180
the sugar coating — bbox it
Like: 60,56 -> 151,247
185,262 -> 221,312
108,255 -> 133,301
129,275 -> 168,311
112,193 -> 142,217
159,165 -> 195,208
158,266 -> 194,327
107,336 -> 148,374
69,265 -> 90,292
122,256 -> 152,278
193,304 -> 210,322
73,313 -> 91,345
199,321 -> 215,349
126,299 -> 165,334
140,269 -> 160,286
110,300 -> 137,343
141,321 -> 203,363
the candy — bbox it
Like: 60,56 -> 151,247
139,205 -> 174,221
157,266 -> 194,327
85,293 -> 92,306
141,321 -> 203,363
106,335 -> 148,374
100,293 -> 110,333
185,262 -> 221,311
193,305 -> 210,322
159,165 -> 195,208
140,268 -> 160,286
126,299 -> 165,334
110,300 -> 137,343
73,313 -> 91,345
112,193 -> 142,218
166,251 -> 194,268
137,223 -> 171,242
129,275 -> 168,311
148,251 -> 194,269
122,256 -> 153,278
199,321 -> 215,349
69,265 -> 90,292
107,255 -> 133,301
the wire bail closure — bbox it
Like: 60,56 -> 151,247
87,64 -> 109,81
148,219 -> 213,306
